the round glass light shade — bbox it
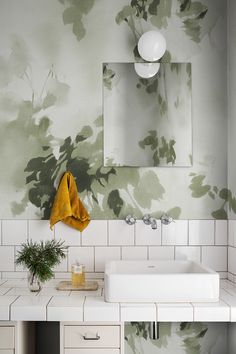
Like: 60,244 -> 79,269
138,30 -> 166,62
134,62 -> 160,78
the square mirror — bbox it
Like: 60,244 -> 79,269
103,62 -> 192,167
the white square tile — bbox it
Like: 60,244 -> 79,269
157,303 -> 193,322
121,303 -> 156,321
47,296 -> 84,321
11,295 -> 51,321
228,247 -> 236,274
135,220 -> 161,245
149,246 -> 174,260
29,220 -> 54,242
53,256 -> 68,272
95,247 -> 121,272
175,246 -> 201,262
228,220 -> 236,247
0,246 -> 15,271
215,220 -> 227,245
192,301 -> 230,322
202,246 -> 227,271
122,246 -> 147,260
2,220 -> 28,245
228,272 -> 235,282
220,289 -> 236,321
2,272 -> 27,279
162,220 -> 188,245
84,296 -> 120,321
0,296 -> 18,320
189,220 -> 214,245
108,220 -> 134,245
68,246 -> 94,272
82,220 -> 108,246
55,223 -> 81,246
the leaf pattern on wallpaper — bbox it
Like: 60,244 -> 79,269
116,0 -> 209,58
0,35 -> 30,88
189,173 -> 236,219
139,130 -> 176,166
125,322 -> 210,353
177,0 -> 208,43
59,0 -> 95,41
22,117 -> 173,219
0,36 -> 71,217
103,64 -> 116,91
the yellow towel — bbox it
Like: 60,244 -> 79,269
50,171 -> 90,231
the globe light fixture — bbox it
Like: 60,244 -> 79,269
134,62 -> 160,78
137,30 -> 166,62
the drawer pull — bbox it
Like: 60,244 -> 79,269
82,333 -> 100,341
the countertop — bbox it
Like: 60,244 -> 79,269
0,279 -> 236,322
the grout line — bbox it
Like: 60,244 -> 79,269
45,296 -> 53,321
9,295 -> 20,321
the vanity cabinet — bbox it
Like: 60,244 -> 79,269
60,323 -> 124,354
0,322 -> 34,354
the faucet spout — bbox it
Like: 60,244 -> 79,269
151,218 -> 157,229
142,214 -> 157,230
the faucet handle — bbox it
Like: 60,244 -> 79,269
142,214 -> 151,225
125,215 -> 137,225
160,214 -> 174,225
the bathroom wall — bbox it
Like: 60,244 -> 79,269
227,0 -> 236,282
0,219 -> 228,279
0,0 -> 228,220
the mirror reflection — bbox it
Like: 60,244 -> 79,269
103,62 -> 192,167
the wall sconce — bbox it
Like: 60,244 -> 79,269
134,62 -> 160,79
134,30 -> 166,79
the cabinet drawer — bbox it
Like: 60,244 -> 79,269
0,351 -> 14,354
64,325 -> 120,348
0,327 -> 14,349
65,350 -> 120,354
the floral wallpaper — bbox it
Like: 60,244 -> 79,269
0,0 -> 229,219
125,322 -> 228,354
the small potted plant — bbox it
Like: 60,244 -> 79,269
15,239 -> 67,292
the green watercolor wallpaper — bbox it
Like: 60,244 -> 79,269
0,0 -> 229,219
125,322 -> 228,354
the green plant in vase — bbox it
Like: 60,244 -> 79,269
15,239 -> 67,292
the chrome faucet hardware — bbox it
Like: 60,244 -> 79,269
125,215 -> 137,225
142,214 -> 157,230
160,214 -> 174,225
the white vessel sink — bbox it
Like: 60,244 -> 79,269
104,260 -> 219,303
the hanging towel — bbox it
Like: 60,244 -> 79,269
50,171 -> 90,231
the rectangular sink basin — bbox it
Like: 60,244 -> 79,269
104,260 -> 219,303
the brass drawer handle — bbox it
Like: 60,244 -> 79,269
82,333 -> 100,340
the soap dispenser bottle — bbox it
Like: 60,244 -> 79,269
71,261 -> 85,286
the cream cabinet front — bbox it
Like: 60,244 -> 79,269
0,322 -> 34,354
61,323 -> 124,354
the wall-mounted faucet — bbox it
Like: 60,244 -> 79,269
125,215 -> 137,225
160,214 -> 174,225
142,214 -> 157,230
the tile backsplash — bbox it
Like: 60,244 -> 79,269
0,219 -> 229,280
